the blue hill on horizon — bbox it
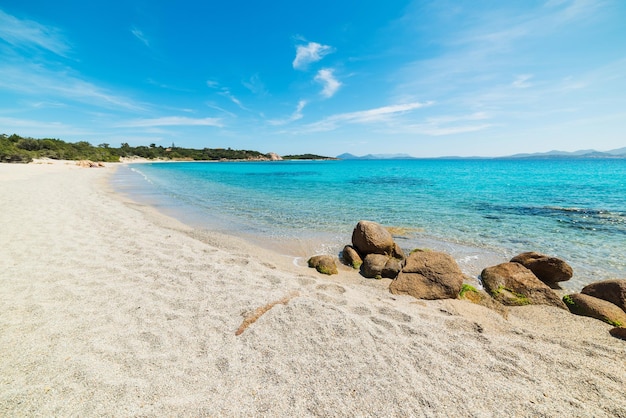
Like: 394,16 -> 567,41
336,147 -> 626,160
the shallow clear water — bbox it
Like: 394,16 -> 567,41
113,159 -> 626,287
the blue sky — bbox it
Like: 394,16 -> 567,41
0,0 -> 625,157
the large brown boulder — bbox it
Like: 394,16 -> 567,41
581,279 -> 626,312
382,257 -> 403,279
510,252 -> 573,285
352,220 -> 395,256
341,245 -> 363,269
308,255 -> 338,275
563,293 -> 626,327
361,254 -> 389,278
389,250 -> 463,300
480,262 -> 567,309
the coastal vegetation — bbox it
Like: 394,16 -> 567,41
0,133 -> 330,163
282,153 -> 336,160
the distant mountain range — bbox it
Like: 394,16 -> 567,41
336,147 -> 626,160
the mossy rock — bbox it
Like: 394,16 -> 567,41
459,284 -> 509,318
492,285 -> 531,306
459,284 -> 478,299
480,262 -> 566,309
564,293 -> 626,327
308,255 -> 338,275
341,245 -> 363,270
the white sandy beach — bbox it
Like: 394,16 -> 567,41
1,161 -> 625,417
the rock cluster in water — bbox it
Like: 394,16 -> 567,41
307,220 -> 626,341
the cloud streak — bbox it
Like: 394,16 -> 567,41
131,27 -> 150,47
0,9 -> 70,57
300,102 -> 432,132
512,74 -> 533,88
391,112 -> 493,136
314,69 -> 341,98
117,116 -> 223,128
219,89 -> 246,109
268,100 -> 307,126
0,63 -> 144,111
293,41 -> 334,70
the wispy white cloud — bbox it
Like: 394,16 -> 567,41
0,116 -> 69,129
293,41 -> 334,70
339,102 -> 430,122
147,78 -> 193,92
0,9 -> 70,57
314,69 -> 341,98
512,74 -> 533,88
117,116 -> 223,128
546,0 -> 607,23
414,124 -> 493,136
268,100 -> 307,126
397,112 -> 493,136
206,79 -> 220,88
242,74 -> 267,95
393,0 -> 616,127
131,27 -> 150,47
219,88 -> 246,109
205,102 -> 237,118
299,101 -> 432,132
0,116 -> 92,137
0,63 -> 144,111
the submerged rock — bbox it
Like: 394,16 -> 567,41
510,252 -> 573,285
389,250 -> 463,300
581,279 -> 626,312
480,262 -> 566,309
563,293 -> 626,327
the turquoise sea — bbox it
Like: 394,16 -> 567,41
112,159 -> 625,288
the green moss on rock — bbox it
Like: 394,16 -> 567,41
459,284 -> 478,298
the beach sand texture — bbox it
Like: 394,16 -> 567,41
1,162 -> 625,417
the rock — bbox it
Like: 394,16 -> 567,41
341,245 -> 363,269
581,279 -> 626,312
389,250 -> 463,300
307,255 -> 338,275
382,257 -> 403,279
459,284 -> 509,318
391,242 -> 406,261
351,220 -> 395,256
563,293 -> 626,327
609,327 -> 626,340
480,262 -> 567,309
361,254 -> 390,278
510,252 -> 573,285
267,152 -> 283,161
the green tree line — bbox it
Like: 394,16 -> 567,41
0,134 -> 273,163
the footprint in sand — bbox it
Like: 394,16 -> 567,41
315,283 -> 347,294
377,306 -> 412,323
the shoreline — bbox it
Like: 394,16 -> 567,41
113,161 -> 599,291
1,161 -> 625,416
115,162 -> 511,277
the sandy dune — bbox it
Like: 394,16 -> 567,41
1,161 -> 625,417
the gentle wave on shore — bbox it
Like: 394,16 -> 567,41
113,159 -> 626,288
